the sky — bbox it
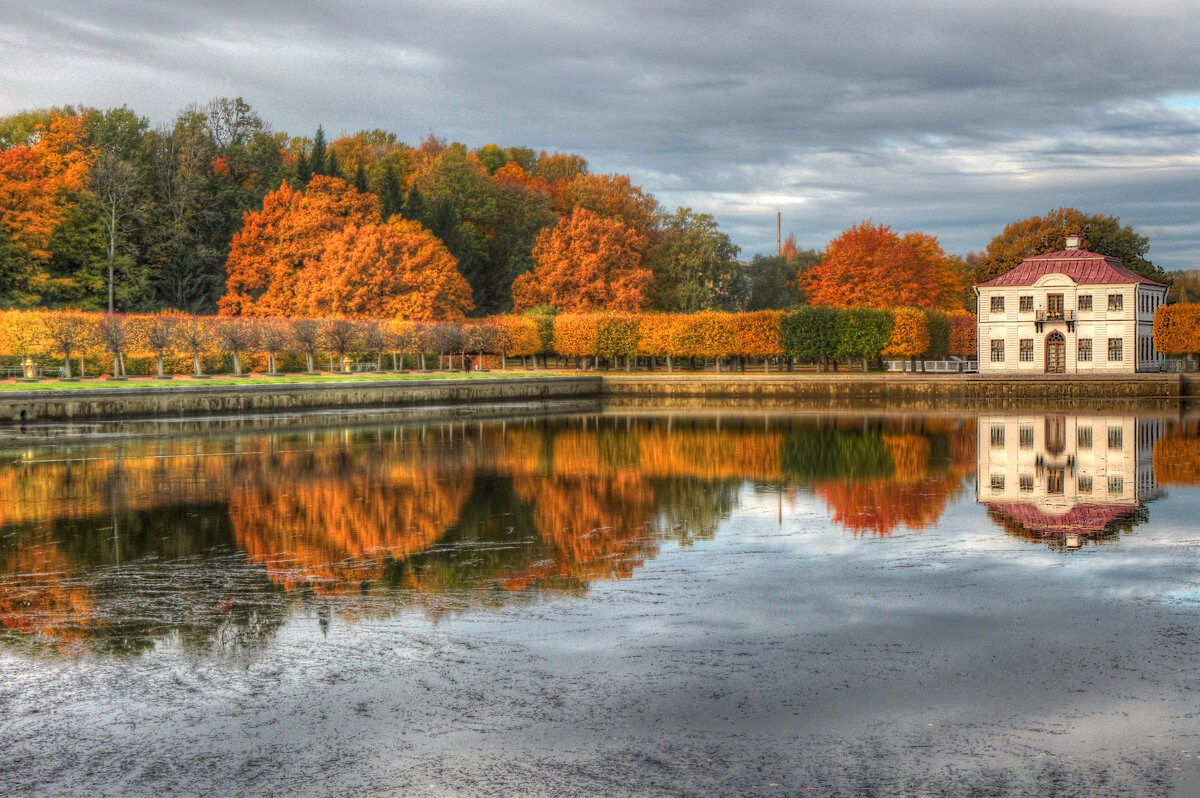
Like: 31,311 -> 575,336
3,0 -> 1200,269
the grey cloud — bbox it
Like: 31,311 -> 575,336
3,1 -> 1200,266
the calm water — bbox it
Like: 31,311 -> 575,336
1,410 -> 1199,797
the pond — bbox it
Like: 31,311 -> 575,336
1,409 -> 1199,796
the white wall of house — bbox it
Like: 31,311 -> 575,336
976,276 -> 1167,375
974,414 -> 1163,510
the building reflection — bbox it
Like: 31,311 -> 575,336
976,414 -> 1164,549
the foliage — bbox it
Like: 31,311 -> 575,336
744,252 -> 815,311
881,308 -> 931,359
807,221 -> 964,310
948,309 -> 977,356
975,207 -> 1167,285
835,307 -> 894,363
512,208 -> 651,313
304,218 -> 473,320
649,207 -> 743,312
1153,304 -> 1200,355
780,306 -> 838,362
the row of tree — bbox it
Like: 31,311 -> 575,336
0,307 -> 978,377
1,99 -> 1170,322
1,100 -> 780,317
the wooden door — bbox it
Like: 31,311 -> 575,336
1045,333 -> 1065,373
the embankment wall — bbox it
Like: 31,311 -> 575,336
1,373 -> 1197,423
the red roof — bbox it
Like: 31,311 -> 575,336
976,249 -> 1167,288
983,501 -> 1140,537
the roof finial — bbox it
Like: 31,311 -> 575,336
1064,234 -> 1081,250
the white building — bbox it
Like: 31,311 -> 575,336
975,413 -> 1163,548
974,236 -> 1168,374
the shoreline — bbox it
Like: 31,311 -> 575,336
0,372 -> 1196,424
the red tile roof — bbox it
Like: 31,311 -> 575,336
976,249 -> 1167,288
983,501 -> 1140,537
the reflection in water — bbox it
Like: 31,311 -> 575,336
975,414 -> 1164,549
3,410 -> 1195,654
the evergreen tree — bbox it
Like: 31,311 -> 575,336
296,154 -> 312,185
380,167 -> 404,220
310,125 -> 327,176
326,148 -> 343,180
403,187 -> 426,223
354,164 -> 368,193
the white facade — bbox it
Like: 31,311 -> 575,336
975,413 -> 1163,547
974,253 -> 1168,375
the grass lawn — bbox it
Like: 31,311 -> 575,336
0,371 -> 573,391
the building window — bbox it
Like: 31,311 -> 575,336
1047,294 -> 1064,319
1078,475 -> 1093,493
1108,337 -> 1123,361
990,474 -> 1005,491
1019,296 -> 1033,312
990,339 -> 1005,362
1019,425 -> 1034,448
1108,476 -> 1124,495
1077,426 -> 1093,449
1108,294 -> 1123,312
1108,427 -> 1123,450
1019,339 -> 1033,362
990,425 -> 1005,448
1078,338 -> 1092,362
990,296 -> 1005,313
1019,474 -> 1034,492
1047,468 -> 1065,495
1078,295 -> 1092,311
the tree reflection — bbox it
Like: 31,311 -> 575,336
0,412 -> 1008,654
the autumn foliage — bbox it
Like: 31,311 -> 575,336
806,221 -> 965,311
220,177 -> 472,320
1153,304 -> 1200,358
512,208 -> 652,312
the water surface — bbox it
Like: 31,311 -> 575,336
2,410 -> 1198,796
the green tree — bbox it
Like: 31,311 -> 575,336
781,306 -> 839,369
744,252 -> 815,310
649,207 -> 743,312
835,308 -> 893,370
309,125 -> 327,177
976,207 -> 1167,285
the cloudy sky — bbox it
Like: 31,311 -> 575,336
4,0 -> 1200,268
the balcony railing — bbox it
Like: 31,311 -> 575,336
1035,309 -> 1074,322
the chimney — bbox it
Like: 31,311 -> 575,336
1064,234 -> 1081,250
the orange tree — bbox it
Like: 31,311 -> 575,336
552,313 -> 602,369
493,315 -> 541,368
220,176 -> 382,316
42,309 -> 91,378
882,308 -> 931,368
636,313 -> 684,371
1154,304 -> 1200,366
807,222 -> 963,310
0,114 -> 92,305
303,218 -> 473,320
948,310 -> 977,357
511,208 -> 651,312
731,310 -> 784,371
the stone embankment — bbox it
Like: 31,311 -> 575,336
1,373 -> 1197,423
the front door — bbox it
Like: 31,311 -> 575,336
1046,332 -> 1065,374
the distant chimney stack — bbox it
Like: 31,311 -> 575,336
1064,234 -> 1081,250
